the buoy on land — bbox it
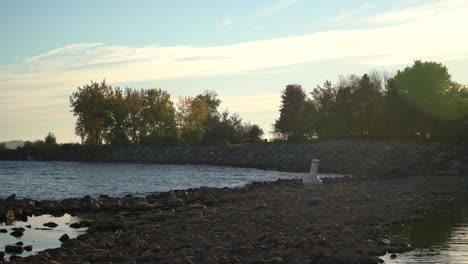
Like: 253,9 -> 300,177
303,159 -> 322,185
303,159 -> 322,205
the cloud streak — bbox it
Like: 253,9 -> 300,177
249,0 -> 301,19
217,16 -> 234,29
328,3 -> 375,23
2,0 -> 467,93
1,0 -> 468,141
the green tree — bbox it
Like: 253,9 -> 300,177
177,96 -> 210,144
274,84 -> 308,141
393,60 -> 467,141
244,124 -> 264,143
44,132 -> 57,145
125,88 -> 144,144
70,80 -> 113,145
140,89 -> 178,145
0,143 -> 6,152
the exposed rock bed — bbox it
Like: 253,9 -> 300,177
1,140 -> 467,178
2,175 -> 466,263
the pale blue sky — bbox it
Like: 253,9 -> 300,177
1,0 -> 467,142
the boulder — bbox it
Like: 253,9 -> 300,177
5,245 -> 23,254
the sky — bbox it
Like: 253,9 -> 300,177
1,0 -> 468,143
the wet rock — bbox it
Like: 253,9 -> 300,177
358,256 -> 381,264
43,222 -> 58,228
10,227 -> 24,237
390,253 -> 397,259
69,221 -> 91,229
0,209 -> 16,224
15,241 -> 23,246
59,234 -> 70,242
0,229 -> 7,233
92,218 -> 123,231
9,255 -> 22,261
0,251 -> 4,261
5,245 -> 23,254
24,245 -> 33,251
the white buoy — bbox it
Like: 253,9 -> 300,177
303,159 -> 322,185
303,159 -> 322,205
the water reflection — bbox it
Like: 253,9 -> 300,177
0,214 -> 87,259
383,199 -> 468,263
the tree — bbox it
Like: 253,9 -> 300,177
245,124 -> 264,143
140,89 -> 178,145
44,132 -> 57,145
393,61 -> 461,120
177,96 -> 210,144
195,90 -> 221,114
104,88 -> 130,145
70,80 -> 113,145
392,60 -> 467,141
0,143 -> 6,152
125,88 -> 143,144
274,84 -> 308,141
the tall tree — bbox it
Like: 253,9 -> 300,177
44,132 -> 57,145
274,84 -> 308,141
140,89 -> 178,145
69,80 -> 113,145
177,96 -> 210,144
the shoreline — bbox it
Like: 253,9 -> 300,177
2,140 -> 467,178
2,175 -> 467,263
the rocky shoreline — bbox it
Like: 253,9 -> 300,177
1,175 -> 466,263
1,140 -> 467,178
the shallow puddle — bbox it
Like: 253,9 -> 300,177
383,199 -> 468,263
0,213 -> 87,260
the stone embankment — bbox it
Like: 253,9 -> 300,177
0,175 -> 465,263
1,140 -> 467,178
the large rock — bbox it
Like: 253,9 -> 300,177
92,218 -> 123,231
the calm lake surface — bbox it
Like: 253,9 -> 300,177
383,199 -> 468,264
0,161 -> 320,200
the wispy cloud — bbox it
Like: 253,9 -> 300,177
249,0 -> 301,19
328,3 -> 375,23
217,16 -> 234,29
1,0 -> 468,141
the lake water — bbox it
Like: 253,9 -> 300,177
0,161 -> 324,200
0,214 -> 87,260
383,199 -> 468,264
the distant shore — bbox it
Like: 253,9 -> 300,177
3,175 -> 466,263
1,140 -> 467,178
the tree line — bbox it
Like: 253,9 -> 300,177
70,83 -> 264,146
274,61 -> 468,144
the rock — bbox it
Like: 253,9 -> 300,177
15,241 -> 23,246
59,234 -> 70,242
92,218 -> 123,231
9,255 -> 22,261
69,221 -> 91,229
0,229 -> 7,233
5,193 -> 16,201
24,245 -> 33,251
358,256 -> 381,264
0,252 -> 4,261
390,253 -> 397,259
5,245 -> 23,254
167,196 -> 184,208
43,222 -> 58,228
10,228 -> 24,237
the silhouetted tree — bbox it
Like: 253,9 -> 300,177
44,132 -> 57,145
70,80 -> 113,145
274,84 -> 308,141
